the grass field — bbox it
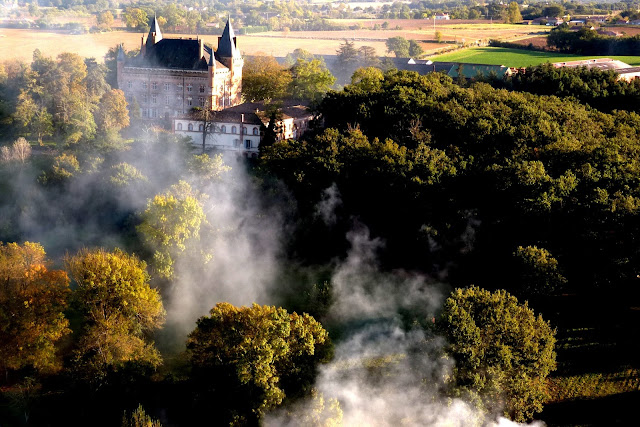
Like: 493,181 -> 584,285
432,47 -> 640,67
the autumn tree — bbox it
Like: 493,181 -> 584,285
95,89 -> 130,133
288,59 -> 336,102
0,242 -> 71,376
438,286 -> 557,422
66,248 -> 165,381
242,55 -> 292,102
187,303 -> 331,424
137,181 -> 207,279
14,92 -> 53,145
97,11 -> 114,31
123,8 -> 149,32
39,153 -> 81,185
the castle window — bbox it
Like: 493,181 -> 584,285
165,95 -> 170,105
127,81 -> 132,89
242,127 -> 247,134
245,140 -> 251,149
177,83 -> 183,90
142,94 -> 148,103
253,127 -> 259,135
234,139 -> 240,147
142,109 -> 148,118
188,123 -> 193,131
199,98 -> 205,107
199,124 -> 204,132
177,123 -> 183,130
152,94 -> 157,104
164,83 -> 170,91
232,126 -> 237,134
187,98 -> 193,106
152,82 -> 157,90
151,109 -> 157,118
200,85 -> 205,93
221,125 -> 226,133
187,84 -> 193,92
142,81 -> 148,89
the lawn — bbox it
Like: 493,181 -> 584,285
432,47 -> 640,67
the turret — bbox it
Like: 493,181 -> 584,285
144,14 -> 163,56
216,18 -> 241,70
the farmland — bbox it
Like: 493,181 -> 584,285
431,47 -> 640,67
0,19 -> 550,63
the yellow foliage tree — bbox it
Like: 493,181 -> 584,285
137,181 -> 207,279
66,248 -> 165,379
0,242 -> 70,375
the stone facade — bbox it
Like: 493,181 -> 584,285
116,17 -> 243,120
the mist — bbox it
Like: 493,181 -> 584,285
266,214 -> 544,426
1,140 -> 546,425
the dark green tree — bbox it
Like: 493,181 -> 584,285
386,36 -> 410,57
438,286 -> 557,422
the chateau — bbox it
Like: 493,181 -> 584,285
117,17 -> 243,120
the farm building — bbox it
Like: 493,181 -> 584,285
447,64 -> 515,79
117,16 -> 243,121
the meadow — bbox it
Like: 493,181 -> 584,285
431,46 -> 640,67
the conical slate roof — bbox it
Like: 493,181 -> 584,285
216,19 -> 239,58
148,14 -> 163,40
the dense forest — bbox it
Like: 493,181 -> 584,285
1,38 -> 640,426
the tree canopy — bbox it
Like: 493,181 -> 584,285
187,303 -> 331,424
0,242 -> 70,374
438,286 -> 557,422
66,248 -> 165,380
137,181 -> 207,279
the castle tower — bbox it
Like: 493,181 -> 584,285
215,18 -> 243,107
143,14 -> 163,57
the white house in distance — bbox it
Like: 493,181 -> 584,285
434,13 -> 450,20
173,101 -> 315,156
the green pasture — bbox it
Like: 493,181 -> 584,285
431,47 -> 640,67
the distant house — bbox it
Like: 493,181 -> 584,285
551,58 -> 640,81
447,64 -> 514,79
617,67 -> 640,81
173,101 -> 315,156
531,16 -> 563,26
434,13 -> 450,20
551,58 -> 631,71
383,57 -> 456,75
629,19 -> 640,25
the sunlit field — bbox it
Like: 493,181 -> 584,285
0,20 -> 551,63
432,47 -> 640,67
